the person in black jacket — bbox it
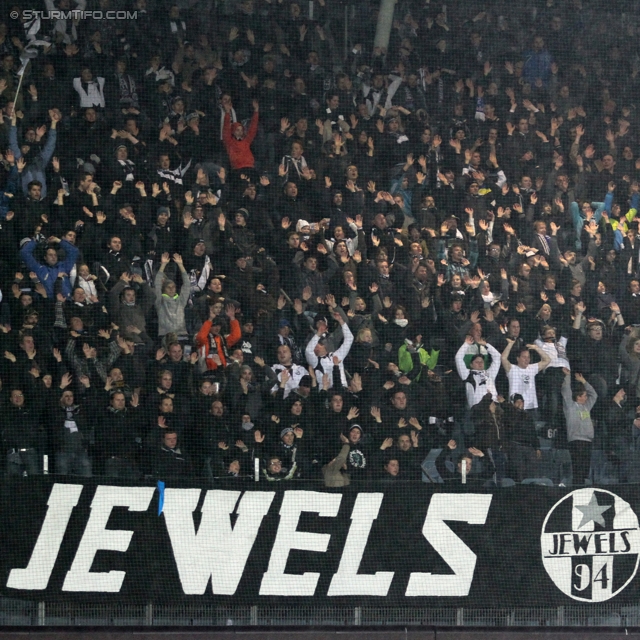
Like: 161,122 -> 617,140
151,430 -> 192,478
2,387 -> 45,475
379,431 -> 423,480
96,391 -> 141,478
567,303 -> 624,421
503,394 -> 541,482
271,426 -> 308,478
49,374 -> 93,476
470,393 -> 509,485
607,388 -> 640,484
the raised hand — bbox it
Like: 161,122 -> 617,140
380,437 -> 394,450
60,372 -> 72,388
347,406 -> 360,420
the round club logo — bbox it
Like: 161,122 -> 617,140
541,488 -> 640,602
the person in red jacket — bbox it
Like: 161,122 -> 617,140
223,99 -> 259,181
196,304 -> 242,371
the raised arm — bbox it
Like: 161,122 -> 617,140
455,337 -> 472,380
20,240 -> 43,276
305,333 -> 320,368
575,372 -> 598,409
59,239 -> 79,273
486,343 -> 501,379
245,101 -> 259,144
172,254 -> 190,306
8,123 -> 21,159
501,338 -> 514,374
154,252 -> 170,297
561,368 -> 572,403
40,113 -> 60,166
528,343 -> 551,371
332,315 -> 354,361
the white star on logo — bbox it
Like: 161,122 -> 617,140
576,493 -> 611,529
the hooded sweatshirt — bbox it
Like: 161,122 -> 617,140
562,374 -> 597,442
154,269 -> 191,337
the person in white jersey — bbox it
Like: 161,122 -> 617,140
501,339 -> 551,420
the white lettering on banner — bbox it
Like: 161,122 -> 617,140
328,493 -> 394,596
62,486 -> 155,592
7,483 -> 83,590
163,489 -> 275,595
260,491 -> 342,596
405,494 -> 493,596
6,486 -> 496,597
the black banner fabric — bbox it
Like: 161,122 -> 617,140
3,478 -> 640,607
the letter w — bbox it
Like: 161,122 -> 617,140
573,533 -> 592,555
163,489 -> 274,595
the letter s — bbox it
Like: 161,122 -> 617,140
405,494 -> 492,597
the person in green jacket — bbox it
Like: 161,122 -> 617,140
398,331 -> 439,381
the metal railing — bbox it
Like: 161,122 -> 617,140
1,599 -> 638,627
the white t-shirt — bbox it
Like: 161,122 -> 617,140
534,337 -> 569,369
507,363 -> 540,409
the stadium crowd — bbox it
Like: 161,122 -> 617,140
0,0 -> 639,486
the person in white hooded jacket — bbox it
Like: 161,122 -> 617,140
455,335 -> 501,408
306,312 -> 354,389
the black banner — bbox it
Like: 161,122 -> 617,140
2,478 -> 640,606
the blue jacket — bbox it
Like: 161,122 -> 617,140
9,125 -> 57,198
20,239 -> 79,298
522,49 -> 553,86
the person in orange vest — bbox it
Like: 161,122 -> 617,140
196,304 -> 242,370
222,99 -> 259,183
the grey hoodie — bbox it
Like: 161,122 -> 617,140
155,269 -> 191,337
562,374 -> 597,442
